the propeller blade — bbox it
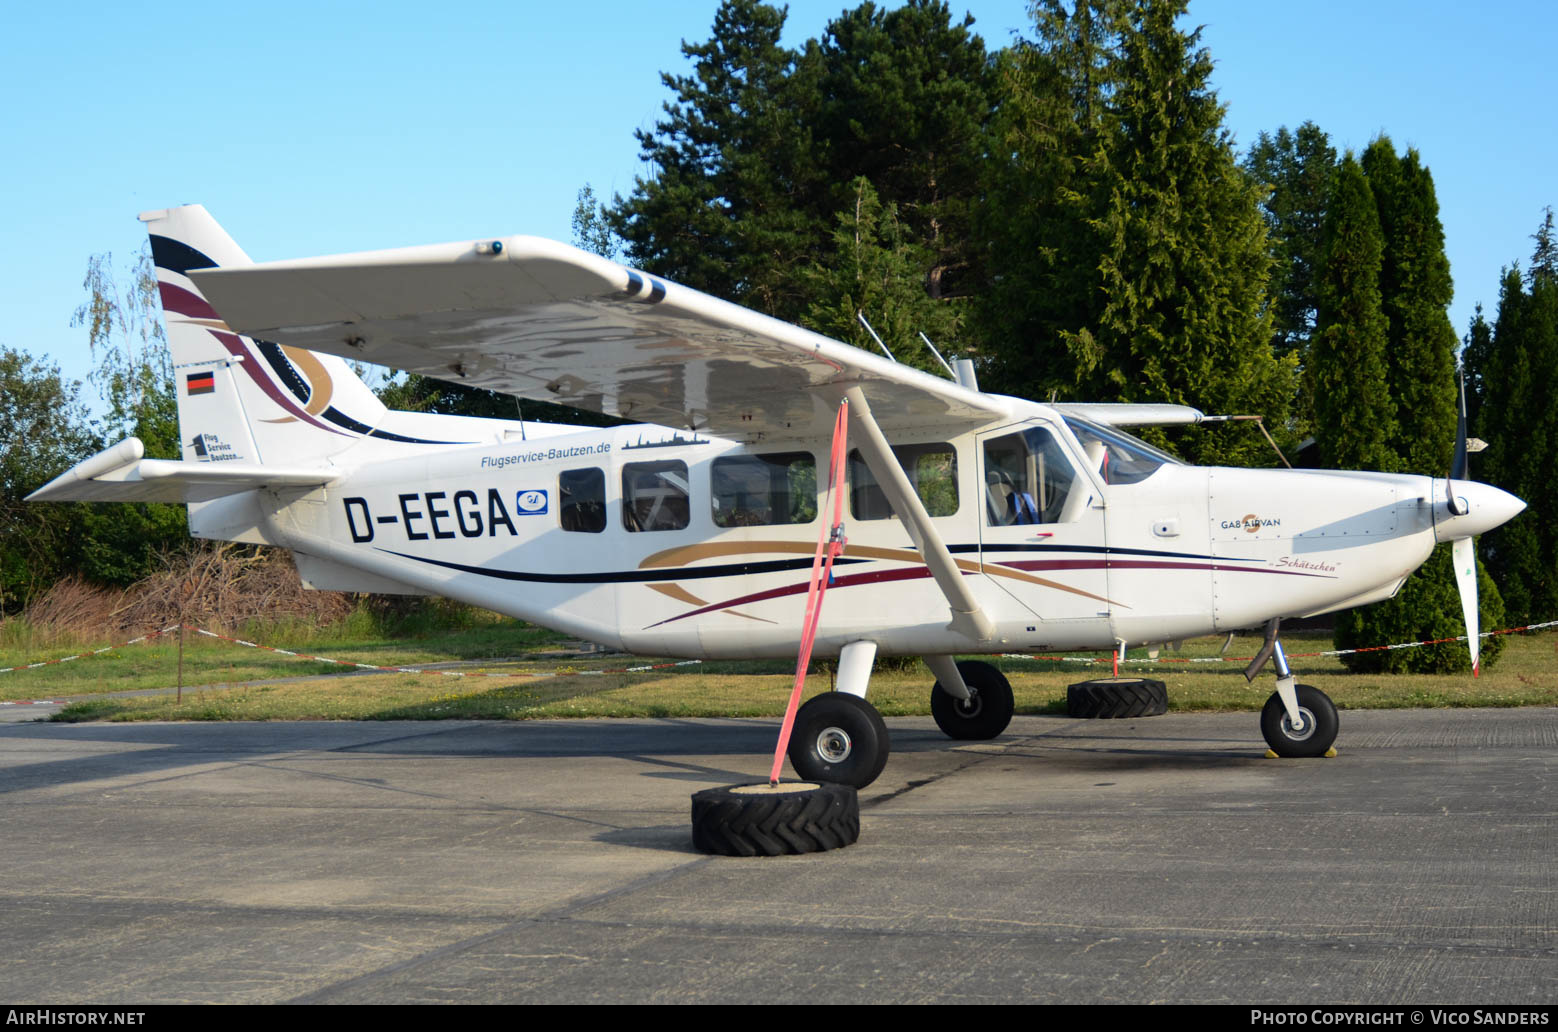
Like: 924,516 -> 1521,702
1447,370 -> 1470,515
1453,535 -> 1480,676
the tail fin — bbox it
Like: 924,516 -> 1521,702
141,204 -> 396,466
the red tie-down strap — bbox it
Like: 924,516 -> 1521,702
769,399 -> 851,785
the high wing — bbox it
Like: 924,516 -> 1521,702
190,236 -> 1010,441
27,439 -> 338,503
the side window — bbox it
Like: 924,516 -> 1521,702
848,443 -> 959,521
622,460 -> 691,532
712,452 -> 818,527
559,468 -> 605,533
983,427 -> 1081,525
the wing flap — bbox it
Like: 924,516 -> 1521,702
27,438 -> 339,503
191,237 -> 1009,441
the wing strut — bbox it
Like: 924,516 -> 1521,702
843,387 -> 995,643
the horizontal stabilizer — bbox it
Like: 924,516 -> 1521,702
27,438 -> 339,503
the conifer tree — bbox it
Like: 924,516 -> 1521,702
1328,143 -> 1504,672
609,0 -> 808,313
610,0 -> 995,328
1361,138 -> 1458,474
1242,123 -> 1337,356
1310,155 -> 1395,472
802,1 -> 996,306
1531,206 -> 1558,285
801,177 -> 963,373
1461,303 -> 1494,437
1085,0 -> 1293,465
979,0 -> 1126,399
1469,227 -> 1558,624
981,0 -> 1294,467
1242,122 -> 1336,441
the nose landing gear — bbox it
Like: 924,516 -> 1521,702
1247,619 -> 1339,758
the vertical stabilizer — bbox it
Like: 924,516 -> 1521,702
140,204 -> 393,467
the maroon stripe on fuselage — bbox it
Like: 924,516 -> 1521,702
646,555 -> 1335,628
998,559 -> 1330,578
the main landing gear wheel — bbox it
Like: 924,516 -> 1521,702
930,660 -> 1015,740
1260,683 -> 1339,758
1066,677 -> 1168,718
691,781 -> 859,856
786,692 -> 890,789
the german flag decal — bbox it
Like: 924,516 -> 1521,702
186,371 -> 215,395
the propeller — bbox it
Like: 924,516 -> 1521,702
1446,368 -> 1478,674
1453,535 -> 1480,676
1446,371 -> 1469,516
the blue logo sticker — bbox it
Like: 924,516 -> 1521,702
515,489 -> 549,516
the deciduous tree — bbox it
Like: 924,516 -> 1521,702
0,349 -> 97,612
68,246 -> 188,586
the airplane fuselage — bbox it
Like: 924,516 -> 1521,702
193,397 -> 1502,660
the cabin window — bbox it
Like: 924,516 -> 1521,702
1061,415 -> 1177,485
559,468 -> 606,533
848,443 -> 959,520
622,460 -> 691,532
983,427 -> 1082,525
712,452 -> 817,527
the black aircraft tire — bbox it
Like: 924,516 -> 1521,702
1260,684 -> 1339,758
1066,677 -> 1169,719
931,660 -> 1015,740
787,692 -> 891,789
691,782 -> 860,857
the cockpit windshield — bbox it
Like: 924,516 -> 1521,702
1061,415 -> 1180,485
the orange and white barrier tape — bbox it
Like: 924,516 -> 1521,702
6,618 -> 1558,683
1000,619 -> 1558,666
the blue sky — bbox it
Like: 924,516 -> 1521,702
4,1 -> 1554,412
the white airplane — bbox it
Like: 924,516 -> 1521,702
31,205 -> 1524,790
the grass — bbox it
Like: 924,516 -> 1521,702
3,619 -> 1554,723
0,619 -> 575,702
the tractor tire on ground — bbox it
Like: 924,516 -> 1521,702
931,660 -> 1015,740
691,781 -> 859,857
1066,677 -> 1168,719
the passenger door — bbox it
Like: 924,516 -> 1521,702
976,421 -> 1111,631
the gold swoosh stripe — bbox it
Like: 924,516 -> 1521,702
281,345 -> 335,415
648,582 -> 777,624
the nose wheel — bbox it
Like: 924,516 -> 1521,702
1246,619 -> 1341,758
1260,683 -> 1339,757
